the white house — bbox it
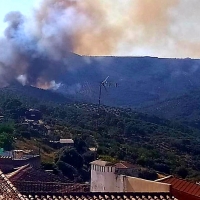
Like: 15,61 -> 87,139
90,160 -> 125,192
90,160 -> 170,193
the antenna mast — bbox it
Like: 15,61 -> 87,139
98,76 -> 109,114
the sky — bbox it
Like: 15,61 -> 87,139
0,0 -> 35,36
2,0 -> 200,88
1,0 -> 200,58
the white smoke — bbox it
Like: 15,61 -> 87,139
17,74 -> 27,85
1,0 -> 200,89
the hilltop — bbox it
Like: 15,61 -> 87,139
57,55 -> 200,107
0,82 -> 73,105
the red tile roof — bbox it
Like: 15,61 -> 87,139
14,181 -> 90,194
6,165 -> 90,194
8,165 -> 71,183
158,176 -> 200,198
0,170 -> 23,199
115,161 -> 135,169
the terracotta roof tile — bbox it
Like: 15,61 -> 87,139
14,181 -> 90,193
115,162 -> 135,169
21,193 -> 178,200
9,166 -> 71,183
0,170 -> 24,199
158,176 -> 200,197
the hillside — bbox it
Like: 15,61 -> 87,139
0,82 -> 74,105
0,85 -> 200,181
4,55 -> 200,108
140,90 -> 200,129
56,55 -> 200,107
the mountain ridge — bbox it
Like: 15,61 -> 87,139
55,54 -> 200,107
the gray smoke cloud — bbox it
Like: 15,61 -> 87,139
1,0 -> 200,89
0,8 -> 74,88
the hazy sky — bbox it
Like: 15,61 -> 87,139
1,0 -> 200,58
0,0 -> 35,36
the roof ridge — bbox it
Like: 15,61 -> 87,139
119,162 -> 128,168
8,164 -> 31,181
156,175 -> 173,182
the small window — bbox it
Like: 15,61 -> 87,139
108,167 -> 109,172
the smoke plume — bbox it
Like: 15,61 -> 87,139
0,0 -> 200,88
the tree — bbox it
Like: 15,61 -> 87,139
176,167 -> 188,179
4,99 -> 22,110
138,169 -> 158,181
56,160 -> 78,180
0,124 -> 14,134
56,148 -> 84,170
0,132 -> 13,150
82,151 -> 96,166
74,138 -> 88,154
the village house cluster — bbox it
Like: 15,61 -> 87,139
0,155 -> 199,200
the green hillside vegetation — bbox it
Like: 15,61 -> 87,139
0,85 -> 200,181
141,89 -> 200,129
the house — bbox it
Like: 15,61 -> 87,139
0,168 -> 177,200
5,164 -> 88,194
0,159 -> 179,200
115,161 -> 140,176
49,139 -> 74,148
0,150 -> 40,173
60,139 -> 74,147
90,160 -> 170,193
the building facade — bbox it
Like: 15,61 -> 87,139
90,160 -> 124,192
90,160 -> 170,193
0,150 -> 40,173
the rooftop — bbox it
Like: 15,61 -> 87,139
157,176 -> 200,197
20,192 -> 178,200
91,160 -> 136,169
0,150 -> 38,160
6,165 -> 90,194
90,160 -> 113,166
60,139 -> 74,144
115,161 -> 135,169
8,165 -> 71,184
0,168 -> 178,200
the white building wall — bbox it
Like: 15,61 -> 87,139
90,164 -> 125,192
90,163 -> 170,193
91,164 -> 106,192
